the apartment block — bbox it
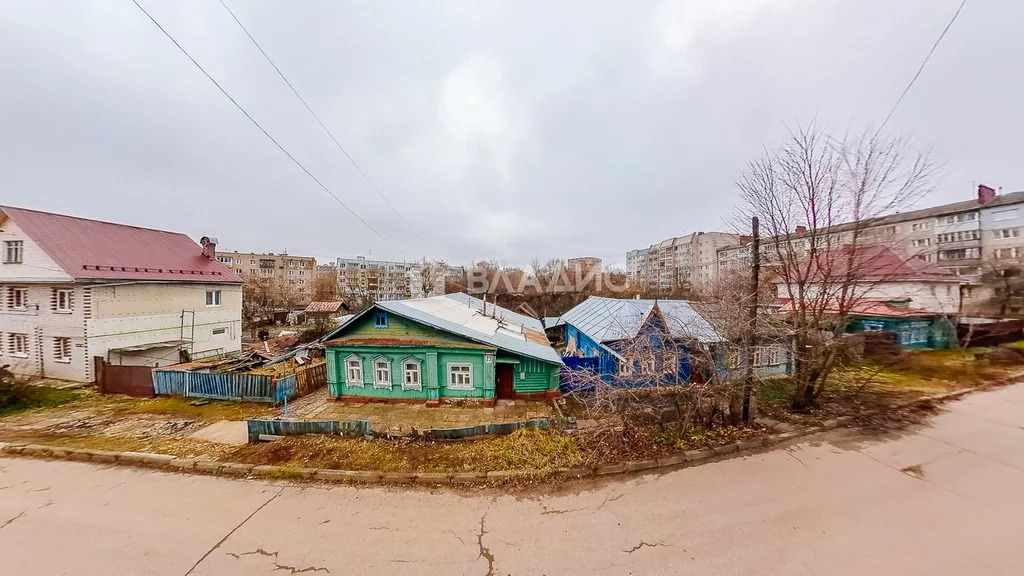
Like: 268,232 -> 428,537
216,251 -> 316,301
336,256 -> 423,301
626,232 -> 740,292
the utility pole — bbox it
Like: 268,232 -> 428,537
742,216 -> 761,423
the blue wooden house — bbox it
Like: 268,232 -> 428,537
545,297 -> 725,392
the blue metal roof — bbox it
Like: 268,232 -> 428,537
560,296 -> 723,343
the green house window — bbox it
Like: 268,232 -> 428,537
374,358 -> 392,388
345,355 -> 363,385
373,312 -> 388,329
447,363 -> 473,390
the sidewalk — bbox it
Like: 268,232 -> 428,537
278,389 -> 556,435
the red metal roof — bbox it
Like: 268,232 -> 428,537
1,205 -> 241,283
799,245 -> 957,282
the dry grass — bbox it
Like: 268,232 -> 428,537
219,427 -> 583,473
757,347 -> 1024,426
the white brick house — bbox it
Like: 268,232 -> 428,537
0,206 -> 243,382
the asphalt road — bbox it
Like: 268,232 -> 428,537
1,384 -> 1023,575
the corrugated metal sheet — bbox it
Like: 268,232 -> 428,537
324,293 -> 562,365
561,296 -> 723,343
305,301 -> 347,314
0,205 -> 242,283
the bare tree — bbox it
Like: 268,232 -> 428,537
733,123 -> 935,409
242,276 -> 302,339
312,269 -> 340,301
418,259 -> 445,297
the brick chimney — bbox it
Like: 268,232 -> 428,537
200,236 -> 218,260
978,184 -> 997,204
795,225 -> 807,235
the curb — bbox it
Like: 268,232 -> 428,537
0,383 -> 987,486
0,424 -> 833,486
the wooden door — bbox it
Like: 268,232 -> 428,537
496,364 -> 514,399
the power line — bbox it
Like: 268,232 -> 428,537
129,0 -> 406,257
216,0 -> 419,237
875,0 -> 968,137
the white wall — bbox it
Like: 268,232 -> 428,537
0,284 -> 87,381
0,220 -> 72,282
777,279 -> 962,314
0,281 -> 241,382
87,283 -> 242,370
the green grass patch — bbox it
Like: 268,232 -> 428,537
0,386 -> 82,417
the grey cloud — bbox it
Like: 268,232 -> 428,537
1,0 -> 1021,269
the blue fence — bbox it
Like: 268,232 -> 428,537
247,419 -> 371,443
152,370 -> 274,402
274,374 -> 297,404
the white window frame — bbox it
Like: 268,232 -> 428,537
54,337 -> 71,363
10,287 -> 28,310
3,240 -> 23,264
373,358 -> 392,388
9,333 -> 28,357
212,327 -> 227,336
205,290 -> 221,307
402,358 -> 422,390
345,355 -> 364,386
618,358 -> 632,377
447,363 -> 474,390
55,289 -> 72,312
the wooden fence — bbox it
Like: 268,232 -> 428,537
294,360 -> 327,397
152,370 -> 274,402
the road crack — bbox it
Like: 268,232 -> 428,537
477,514 -> 496,576
227,548 -> 279,560
0,511 -> 26,531
272,563 -> 330,574
183,487 -> 284,575
623,541 -> 669,554
597,494 -> 624,510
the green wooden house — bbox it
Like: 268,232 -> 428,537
321,293 -> 562,405
845,300 -> 955,349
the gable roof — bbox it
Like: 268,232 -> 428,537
561,296 -> 724,343
778,245 -> 959,284
324,293 -> 562,364
0,205 -> 241,284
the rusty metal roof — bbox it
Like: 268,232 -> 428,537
304,301 -> 347,314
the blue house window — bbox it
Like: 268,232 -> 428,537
373,312 -> 388,329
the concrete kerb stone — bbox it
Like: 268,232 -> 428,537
168,458 -> 197,470
625,459 -> 660,473
414,472 -> 453,485
595,463 -> 627,476
116,452 -> 176,468
380,472 -> 417,484
220,462 -> 255,476
314,469 -> 382,483
194,460 -> 225,474
450,472 -> 487,484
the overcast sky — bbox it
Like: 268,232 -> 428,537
2,0 -> 1021,269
